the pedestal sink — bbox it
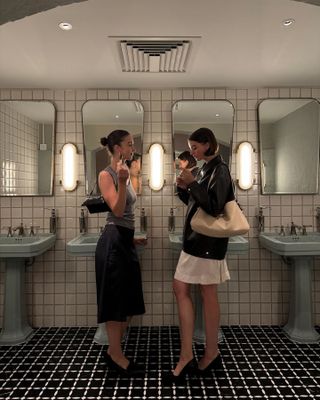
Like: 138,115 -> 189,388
67,231 -> 146,345
259,232 -> 320,343
0,233 -> 56,346
169,231 -> 249,344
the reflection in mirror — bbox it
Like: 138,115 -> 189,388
0,101 -> 55,196
258,99 -> 320,194
172,100 -> 234,178
82,101 -> 144,195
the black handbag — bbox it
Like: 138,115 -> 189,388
82,182 -> 111,214
81,196 -> 110,214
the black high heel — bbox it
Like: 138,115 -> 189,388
162,358 -> 197,384
198,353 -> 223,375
104,353 -> 144,376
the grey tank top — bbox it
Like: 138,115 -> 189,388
105,166 -> 136,230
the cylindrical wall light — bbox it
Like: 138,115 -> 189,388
148,143 -> 164,191
61,143 -> 78,191
236,141 -> 254,190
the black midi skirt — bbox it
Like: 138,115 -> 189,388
95,224 -> 145,323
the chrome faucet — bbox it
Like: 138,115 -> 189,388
290,222 -> 299,236
3,226 -> 13,237
13,223 -> 25,236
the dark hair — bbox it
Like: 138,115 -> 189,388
100,129 -> 130,154
126,152 -> 141,169
189,127 -> 218,156
177,151 -> 197,168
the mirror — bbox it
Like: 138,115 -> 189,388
82,101 -> 144,195
172,100 -> 234,177
258,98 -> 320,194
0,101 -> 55,196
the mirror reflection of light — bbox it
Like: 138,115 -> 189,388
149,143 -> 164,191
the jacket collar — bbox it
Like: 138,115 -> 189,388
200,154 -> 223,177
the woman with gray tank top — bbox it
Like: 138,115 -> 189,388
95,129 -> 146,376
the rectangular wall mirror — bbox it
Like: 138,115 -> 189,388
258,98 -> 320,194
0,100 -> 55,196
82,100 -> 144,195
172,100 -> 234,176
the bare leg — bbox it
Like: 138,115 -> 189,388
172,279 -> 194,376
106,321 -> 129,369
198,284 -> 220,370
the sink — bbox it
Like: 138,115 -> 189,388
0,233 -> 56,346
169,232 -> 249,255
66,231 -> 147,344
259,232 -> 319,343
0,233 -> 56,258
169,231 -> 249,344
67,231 -> 147,257
259,232 -> 320,256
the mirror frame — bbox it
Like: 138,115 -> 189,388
81,100 -> 144,196
257,97 -> 320,195
0,100 -> 56,197
171,99 -> 235,168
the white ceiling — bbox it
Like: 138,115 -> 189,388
1,0 -> 320,89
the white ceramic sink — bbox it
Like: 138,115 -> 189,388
0,233 -> 56,346
169,231 -> 249,254
0,233 -> 56,258
259,232 -> 319,344
259,232 -> 320,256
67,232 -> 147,257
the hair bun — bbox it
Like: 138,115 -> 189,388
100,137 -> 108,146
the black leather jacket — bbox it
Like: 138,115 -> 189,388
177,155 -> 234,260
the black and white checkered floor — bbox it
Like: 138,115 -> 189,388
1,326 -> 320,399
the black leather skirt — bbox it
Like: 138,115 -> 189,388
95,224 -> 145,323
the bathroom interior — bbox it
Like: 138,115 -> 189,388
1,0 -> 320,398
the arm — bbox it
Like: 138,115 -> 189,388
98,169 -> 127,217
187,165 -> 232,216
177,185 -> 190,205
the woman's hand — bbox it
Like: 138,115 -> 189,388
116,158 -> 129,183
177,169 -> 195,187
134,238 -> 148,246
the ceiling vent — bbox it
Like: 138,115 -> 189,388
109,36 -> 200,73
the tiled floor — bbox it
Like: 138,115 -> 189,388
0,326 -> 320,399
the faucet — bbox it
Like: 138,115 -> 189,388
79,208 -> 88,233
301,224 -> 312,235
290,222 -> 299,236
13,222 -> 25,236
3,226 -> 13,237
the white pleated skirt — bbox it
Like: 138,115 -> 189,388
174,250 -> 230,285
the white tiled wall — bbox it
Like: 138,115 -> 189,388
0,87 -> 320,328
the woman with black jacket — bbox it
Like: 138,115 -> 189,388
170,127 -> 234,381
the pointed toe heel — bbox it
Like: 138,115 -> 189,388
162,358 -> 197,385
198,354 -> 223,375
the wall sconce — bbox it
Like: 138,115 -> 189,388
148,143 -> 164,191
236,141 -> 254,190
61,143 -> 78,191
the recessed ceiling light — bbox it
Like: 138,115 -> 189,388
59,22 -> 72,31
115,115 -> 119,119
215,113 -> 220,117
282,18 -> 295,27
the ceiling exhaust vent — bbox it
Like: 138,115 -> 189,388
109,36 -> 200,73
